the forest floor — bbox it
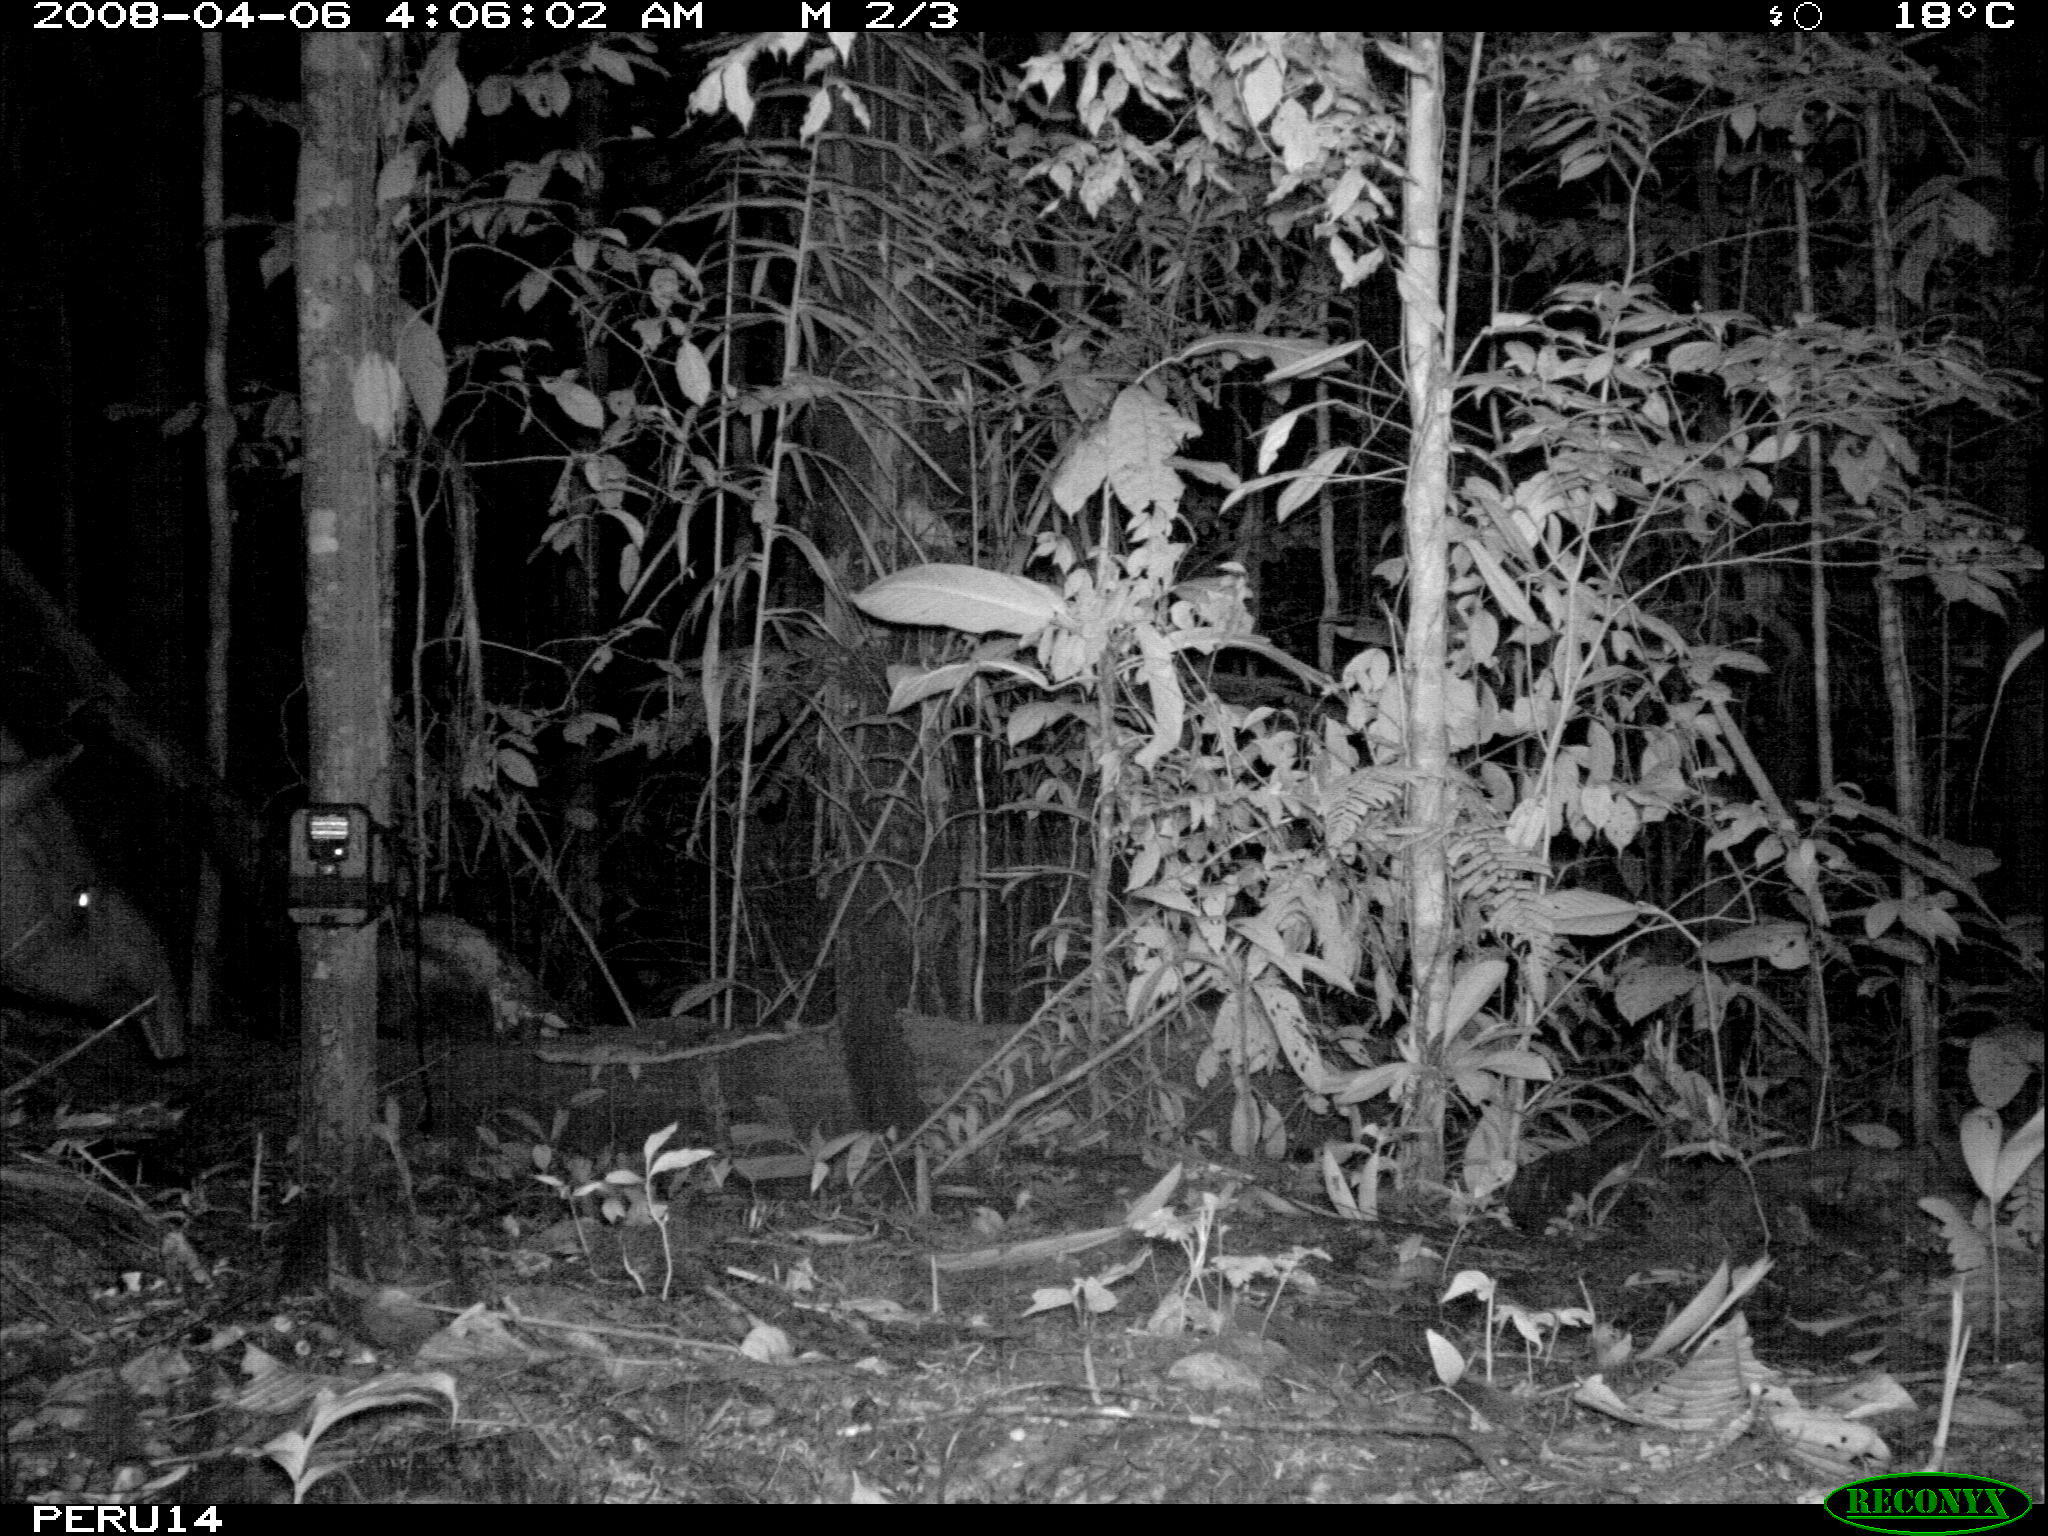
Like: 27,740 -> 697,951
2,1033 -> 2041,1505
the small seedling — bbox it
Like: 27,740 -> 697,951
572,1122 -> 717,1300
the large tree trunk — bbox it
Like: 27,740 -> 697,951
805,41 -> 948,1131
296,33 -> 397,1226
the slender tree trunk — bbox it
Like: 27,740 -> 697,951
190,32 -> 234,1048
1783,108 -> 1840,1137
1315,370 -> 1338,676
1861,98 -> 1937,1146
1695,121 -> 1725,311
1395,33 -> 1457,1185
1788,129 -> 1836,800
558,73 -> 610,1021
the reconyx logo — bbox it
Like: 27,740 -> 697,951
1826,1472 -> 2032,1534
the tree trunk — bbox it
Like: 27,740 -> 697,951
802,41 -> 943,1130
296,32 -> 397,1219
1395,33 -> 1457,1185
190,31 -> 235,1049
1861,98 -> 1937,1147
557,72 -> 611,1021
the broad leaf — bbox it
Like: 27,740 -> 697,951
1614,963 -> 1697,1024
1533,889 -> 1648,937
853,564 -> 1064,637
1701,921 -> 1809,969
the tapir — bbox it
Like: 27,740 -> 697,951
0,726 -> 184,1058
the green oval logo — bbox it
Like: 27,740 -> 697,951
1826,1473 -> 2033,1535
